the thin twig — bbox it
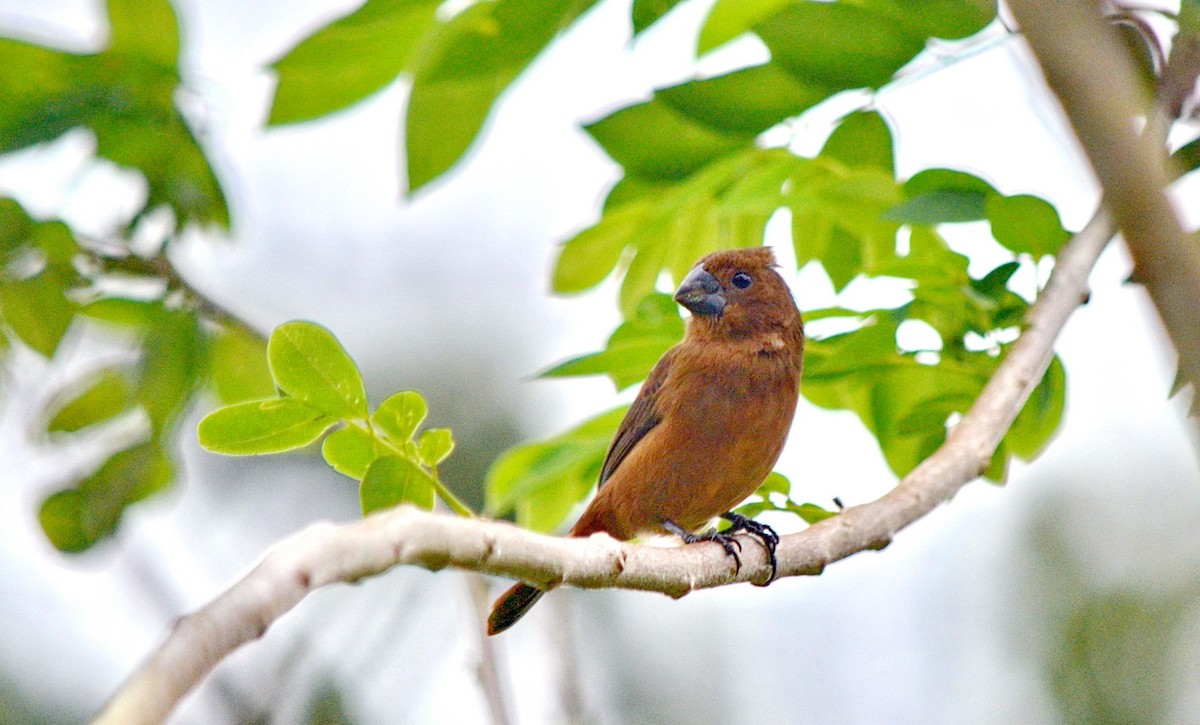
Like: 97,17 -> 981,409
92,198 -> 1118,725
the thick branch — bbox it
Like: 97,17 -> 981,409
1007,0 -> 1200,414
94,207 -> 1116,725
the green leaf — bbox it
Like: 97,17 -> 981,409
39,442 -> 174,552
372,390 -> 427,443
553,201 -> 652,293
39,490 -> 93,553
486,407 -> 625,532
417,428 -> 455,467
46,369 -> 133,433
405,0 -> 600,192
108,0 -> 179,66
268,321 -> 368,419
657,63 -> 829,136
585,97 -> 752,180
884,168 -> 997,224
1170,136 -> 1200,179
80,297 -> 162,327
322,425 -> 379,479
789,501 -> 838,524
32,221 -> 78,264
0,5 -> 228,227
698,0 -> 791,53
360,455 -> 436,514
986,194 -> 1071,258
542,292 -> 683,389
756,3 -> 926,90
821,110 -> 895,176
269,0 -> 439,124
198,398 -> 335,455
758,471 -> 792,497
0,271 -> 75,357
1007,355 -> 1066,460
137,311 -> 204,435
632,0 -> 688,34
208,326 -> 275,405
885,0 -> 996,40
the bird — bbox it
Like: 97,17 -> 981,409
488,246 -> 805,635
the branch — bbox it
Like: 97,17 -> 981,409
1007,0 -> 1200,414
93,204 -> 1117,724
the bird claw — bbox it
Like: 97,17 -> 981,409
720,512 -> 779,585
662,520 -> 750,574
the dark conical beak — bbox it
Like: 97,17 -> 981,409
674,266 -> 726,316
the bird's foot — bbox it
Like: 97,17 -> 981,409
663,519 -> 743,572
720,512 -> 779,585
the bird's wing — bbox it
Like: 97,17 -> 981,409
597,347 -> 676,487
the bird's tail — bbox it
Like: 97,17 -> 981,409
487,582 -> 545,635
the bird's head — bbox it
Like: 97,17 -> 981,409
674,247 -> 802,340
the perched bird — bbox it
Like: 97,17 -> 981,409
488,246 -> 805,635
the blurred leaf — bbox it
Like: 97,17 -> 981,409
883,189 -> 988,224
553,201 -> 652,293
632,0 -> 688,34
1170,136 -> 1200,179
986,194 -> 1071,258
0,0 -> 228,227
0,271 -> 75,357
137,311 -> 204,435
209,326 -> 274,405
699,0 -> 790,53
486,407 -> 625,532
32,221 -> 78,264
821,110 -> 895,176
269,0 -> 439,124
360,455 -> 436,514
885,0 -> 996,40
542,292 -> 683,389
1007,354 -> 1066,460
322,425 -> 379,479
758,471 -> 791,497
80,297 -> 162,327
789,501 -> 838,524
198,398 -> 335,455
417,428 -> 455,467
657,63 -> 829,137
756,3 -> 926,90
39,442 -> 173,552
405,0 -> 600,192
372,390 -> 427,443
46,369 -> 134,433
585,98 -> 752,181
268,321 -> 368,420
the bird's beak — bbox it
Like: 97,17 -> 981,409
674,266 -> 726,316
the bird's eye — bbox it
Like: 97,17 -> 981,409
731,272 -> 753,289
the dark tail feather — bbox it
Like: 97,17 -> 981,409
487,582 -> 545,635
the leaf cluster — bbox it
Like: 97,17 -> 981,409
199,322 -> 467,517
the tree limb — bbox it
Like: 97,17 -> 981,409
93,202 -> 1117,725
1007,0 -> 1200,414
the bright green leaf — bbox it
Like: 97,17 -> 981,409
417,428 -> 455,467
107,0 -> 180,67
137,311 -> 204,435
698,0 -> 791,53
986,193 -> 1071,258
322,425 -> 379,479
372,390 -> 428,443
0,272 -> 75,357
360,455 -> 436,514
553,201 -> 652,293
1007,355 -> 1066,460
39,490 -> 93,553
405,0 -> 600,192
80,298 -> 162,327
268,321 -> 368,419
632,0 -> 688,34
883,189 -> 989,224
198,398 -> 335,455
585,98 -> 752,180
758,471 -> 792,497
757,3 -> 925,90
658,63 -> 828,136
209,326 -> 275,405
269,0 -> 439,124
46,369 -> 133,433
822,110 -> 895,176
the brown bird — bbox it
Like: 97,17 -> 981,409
488,246 -> 805,635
